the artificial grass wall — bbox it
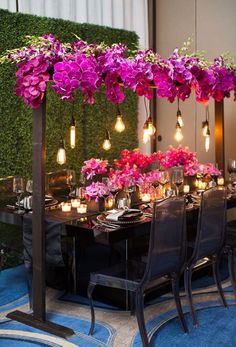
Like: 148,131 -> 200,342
0,9 -> 138,178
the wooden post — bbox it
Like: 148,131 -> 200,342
147,0 -> 157,152
215,100 -> 225,178
7,94 -> 74,338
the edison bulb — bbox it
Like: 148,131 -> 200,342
70,125 -> 76,148
175,128 -> 183,142
205,136 -> 210,152
177,114 -> 184,127
143,130 -> 150,144
202,121 -> 209,137
57,147 -> 66,165
103,139 -> 111,151
115,116 -> 125,132
147,122 -> 156,136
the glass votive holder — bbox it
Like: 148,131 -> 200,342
197,180 -> 207,191
141,193 -> 151,203
71,198 -> 80,208
61,202 -> 72,212
183,185 -> 190,194
217,177 -> 224,186
77,204 -> 87,214
105,197 -> 113,210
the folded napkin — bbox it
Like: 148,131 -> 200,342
106,208 -> 141,221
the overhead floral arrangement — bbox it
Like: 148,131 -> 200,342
1,34 -> 236,109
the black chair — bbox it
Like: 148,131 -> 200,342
87,197 -> 188,347
184,187 -> 227,326
224,217 -> 236,297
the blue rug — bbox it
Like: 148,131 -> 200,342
0,265 -> 28,314
0,311 -> 115,347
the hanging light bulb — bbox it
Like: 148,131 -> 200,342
102,129 -> 111,151
115,107 -> 125,132
176,98 -> 184,127
174,121 -> 183,142
147,115 -> 156,136
142,120 -> 150,144
205,127 -> 210,152
202,120 -> 209,137
57,137 -> 66,165
70,114 -> 76,149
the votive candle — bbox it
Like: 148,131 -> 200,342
198,180 -> 207,190
61,202 -> 71,212
183,185 -> 190,194
71,198 -> 80,208
141,193 -> 151,202
77,204 -> 87,214
217,177 -> 224,186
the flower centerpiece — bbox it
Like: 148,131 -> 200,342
84,181 -> 110,212
81,158 -> 108,180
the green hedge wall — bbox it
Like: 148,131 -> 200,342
0,9 -> 138,178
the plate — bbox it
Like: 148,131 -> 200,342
97,213 -> 146,225
16,198 -> 58,209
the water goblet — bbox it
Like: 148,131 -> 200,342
157,170 -> 170,197
228,159 -> 236,182
172,168 -> 184,196
13,176 -> 25,214
107,179 -> 120,207
102,177 -> 110,211
26,180 -> 33,194
67,170 -> 76,197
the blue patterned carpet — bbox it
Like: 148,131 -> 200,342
1,265 -> 236,346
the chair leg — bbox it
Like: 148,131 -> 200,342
171,275 -> 189,334
228,247 -> 236,297
212,256 -> 228,308
184,266 -> 198,326
24,260 -> 33,309
87,282 -> 96,335
130,291 -> 136,316
135,290 -> 149,347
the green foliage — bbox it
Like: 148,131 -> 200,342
0,9 -> 138,178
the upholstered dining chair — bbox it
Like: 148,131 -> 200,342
184,187 -> 227,326
87,197 -> 188,347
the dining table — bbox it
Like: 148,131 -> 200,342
1,191 -> 236,309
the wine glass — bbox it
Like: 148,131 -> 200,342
172,168 -> 184,196
102,177 -> 110,211
26,180 -> 33,195
67,170 -> 76,197
157,170 -> 170,197
13,176 -> 25,214
228,159 -> 236,182
124,185 -> 136,208
107,179 -> 120,208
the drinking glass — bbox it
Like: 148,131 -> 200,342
67,170 -> 76,196
228,159 -> 236,182
26,180 -> 33,194
124,185 -> 136,208
172,168 -> 184,196
13,176 -> 25,213
107,182 -> 120,208
102,177 -> 110,211
157,170 -> 170,197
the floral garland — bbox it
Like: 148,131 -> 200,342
1,34 -> 236,108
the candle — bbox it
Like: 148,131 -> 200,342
71,198 -> 80,208
141,193 -> 151,202
77,204 -> 87,214
61,202 -> 71,212
217,177 -> 224,186
105,198 -> 113,210
183,185 -> 190,194
198,180 -> 207,191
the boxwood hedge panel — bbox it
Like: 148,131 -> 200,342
0,9 -> 138,178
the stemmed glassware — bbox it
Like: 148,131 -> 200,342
172,168 -> 184,196
228,159 -> 236,182
13,176 -> 25,214
157,170 -> 170,197
107,179 -> 120,208
101,177 -> 110,211
124,185 -> 136,208
26,180 -> 33,194
67,170 -> 76,197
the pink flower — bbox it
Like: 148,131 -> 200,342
85,182 -> 110,201
81,158 -> 108,179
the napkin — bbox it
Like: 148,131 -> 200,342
106,209 -> 141,221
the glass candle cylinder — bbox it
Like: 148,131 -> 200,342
141,193 -> 151,202
71,198 -> 80,208
77,204 -> 87,214
61,202 -> 71,212
217,177 -> 224,186
183,185 -> 190,194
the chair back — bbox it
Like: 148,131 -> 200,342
191,187 -> 227,261
143,197 -> 186,283
46,169 -> 70,197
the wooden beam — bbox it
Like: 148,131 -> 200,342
215,100 -> 225,177
147,0 -> 157,152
